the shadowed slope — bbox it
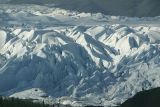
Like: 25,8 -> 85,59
120,88 -> 160,107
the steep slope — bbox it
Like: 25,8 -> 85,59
0,25 -> 160,106
0,4 -> 160,106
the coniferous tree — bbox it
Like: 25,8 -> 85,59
0,96 -> 3,107
0,97 -> 50,107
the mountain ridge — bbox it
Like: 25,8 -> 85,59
0,4 -> 160,107
1,0 -> 160,17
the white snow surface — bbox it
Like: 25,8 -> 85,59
0,4 -> 160,107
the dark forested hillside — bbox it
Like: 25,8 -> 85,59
0,96 -> 49,107
120,87 -> 160,107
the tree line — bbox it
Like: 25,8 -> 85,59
0,96 -> 50,107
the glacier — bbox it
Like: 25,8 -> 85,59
0,4 -> 160,106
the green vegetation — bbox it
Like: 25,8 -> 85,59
0,96 -> 50,107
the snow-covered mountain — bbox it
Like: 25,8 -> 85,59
0,4 -> 160,107
1,0 -> 160,17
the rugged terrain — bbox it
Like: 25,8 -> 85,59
0,4 -> 160,107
